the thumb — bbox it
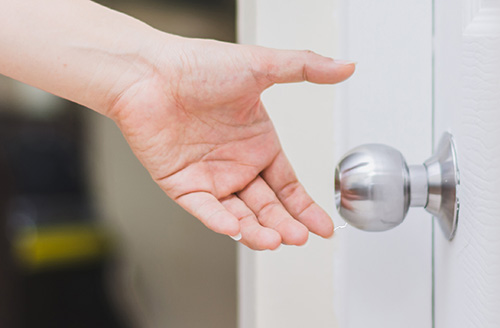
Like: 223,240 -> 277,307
256,48 -> 355,85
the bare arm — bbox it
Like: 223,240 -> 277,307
0,0 -> 164,114
0,0 -> 355,250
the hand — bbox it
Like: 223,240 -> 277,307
109,36 -> 355,250
0,1 -> 354,249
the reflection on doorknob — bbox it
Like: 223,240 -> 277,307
335,132 -> 459,240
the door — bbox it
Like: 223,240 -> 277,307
238,1 -> 500,327
434,1 -> 500,327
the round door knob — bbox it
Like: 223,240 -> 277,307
335,132 -> 460,240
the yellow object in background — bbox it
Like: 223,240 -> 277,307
12,223 -> 109,272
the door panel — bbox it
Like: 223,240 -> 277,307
434,1 -> 500,327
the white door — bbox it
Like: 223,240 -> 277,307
434,1 -> 500,327
237,1 -> 500,327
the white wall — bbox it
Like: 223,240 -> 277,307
238,1 -> 340,327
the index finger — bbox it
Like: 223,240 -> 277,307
261,151 -> 334,238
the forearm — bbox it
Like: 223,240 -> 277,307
0,0 -> 170,116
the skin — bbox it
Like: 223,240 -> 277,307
0,0 -> 355,250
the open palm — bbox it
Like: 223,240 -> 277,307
110,38 -> 355,250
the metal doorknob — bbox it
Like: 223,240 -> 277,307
335,132 -> 459,240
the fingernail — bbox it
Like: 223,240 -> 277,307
334,59 -> 357,66
230,233 -> 242,241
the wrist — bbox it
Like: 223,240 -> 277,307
94,28 -> 172,119
103,31 -> 190,125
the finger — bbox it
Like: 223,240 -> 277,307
256,47 -> 355,85
220,195 -> 281,250
237,176 -> 309,246
176,191 -> 240,237
261,151 -> 334,238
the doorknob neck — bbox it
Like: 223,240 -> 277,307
409,164 -> 428,207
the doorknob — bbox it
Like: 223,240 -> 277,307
335,132 -> 459,240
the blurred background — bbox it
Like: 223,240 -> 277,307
0,0 -> 237,327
